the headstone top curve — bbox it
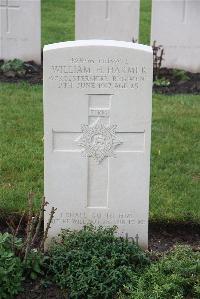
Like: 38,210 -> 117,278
43,40 -> 152,54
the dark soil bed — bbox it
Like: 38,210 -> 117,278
0,60 -> 200,94
15,282 -> 66,299
148,221 -> 200,252
0,61 -> 43,85
153,68 -> 200,94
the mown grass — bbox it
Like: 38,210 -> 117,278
42,0 -> 75,46
0,83 -> 43,214
139,0 -> 152,45
0,0 -> 199,222
0,83 -> 199,222
150,94 -> 200,222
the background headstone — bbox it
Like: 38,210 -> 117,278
76,0 -> 140,42
44,40 -> 153,249
151,0 -> 200,72
0,0 -> 41,64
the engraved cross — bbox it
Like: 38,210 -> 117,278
105,0 -> 110,19
52,94 -> 145,210
0,0 -> 20,33
182,0 -> 188,23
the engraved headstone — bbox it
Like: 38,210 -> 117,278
75,0 -> 140,42
0,0 -> 41,64
44,40 -> 153,248
151,0 -> 200,72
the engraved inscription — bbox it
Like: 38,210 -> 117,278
89,108 -> 110,117
52,211 -> 146,227
48,56 -> 147,90
77,118 -> 122,163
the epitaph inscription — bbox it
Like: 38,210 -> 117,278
49,56 -> 147,90
52,211 -> 146,227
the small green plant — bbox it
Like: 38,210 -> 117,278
0,233 -> 23,299
4,193 -> 56,282
0,59 -> 26,77
48,225 -> 150,299
119,245 -> 200,299
0,233 -> 48,298
0,232 -> 23,252
172,69 -> 190,81
23,250 -> 48,280
154,78 -> 170,87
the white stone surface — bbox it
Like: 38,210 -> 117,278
151,0 -> 200,72
75,0 -> 140,42
43,40 -> 153,249
0,0 -> 41,64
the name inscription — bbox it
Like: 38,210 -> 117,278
48,56 -> 148,90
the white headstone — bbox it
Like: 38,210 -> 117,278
75,0 -> 140,42
43,40 -> 153,249
0,0 -> 41,64
151,0 -> 200,72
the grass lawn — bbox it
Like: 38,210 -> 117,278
150,94 -> 200,222
0,0 -> 199,223
0,83 -> 43,214
140,0 -> 152,45
0,83 -> 199,222
42,0 -> 75,46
